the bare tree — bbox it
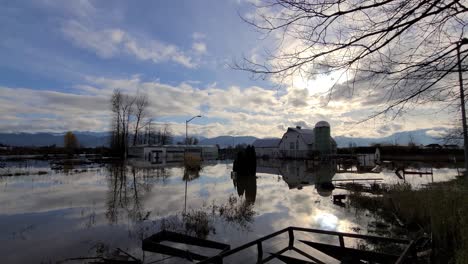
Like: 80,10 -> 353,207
121,95 -> 135,156
160,124 -> 173,145
110,89 -> 135,157
237,0 -> 468,119
64,131 -> 79,156
408,133 -> 418,147
132,95 -> 149,146
441,124 -> 464,145
238,0 -> 468,173
110,89 -> 123,155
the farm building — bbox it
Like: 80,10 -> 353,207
356,147 -> 381,169
278,121 -> 337,159
128,144 -> 218,163
252,138 -> 281,158
252,121 -> 337,159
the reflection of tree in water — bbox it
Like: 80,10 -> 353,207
232,172 -> 257,205
156,194 -> 256,239
159,209 -> 215,239
105,164 -> 153,227
104,163 -> 255,243
183,166 -> 201,181
140,167 -> 171,183
232,145 -> 257,205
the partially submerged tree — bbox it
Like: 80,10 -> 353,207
132,95 -> 149,146
64,131 -> 79,156
159,124 -> 174,145
110,89 -> 136,157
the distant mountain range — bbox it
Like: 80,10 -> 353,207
198,136 -> 258,147
0,128 -> 448,148
334,128 -> 446,147
0,132 -> 110,148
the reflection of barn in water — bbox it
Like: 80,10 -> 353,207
256,159 -> 336,196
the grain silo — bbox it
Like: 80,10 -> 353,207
314,121 -> 331,155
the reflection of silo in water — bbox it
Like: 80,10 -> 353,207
314,164 -> 336,197
314,121 -> 331,155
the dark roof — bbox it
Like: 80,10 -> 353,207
253,138 -> 281,148
425,144 -> 442,148
286,127 -> 315,145
355,146 -> 378,154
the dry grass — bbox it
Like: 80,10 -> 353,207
184,154 -> 202,170
349,178 -> 468,263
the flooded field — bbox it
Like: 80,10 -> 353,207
0,158 -> 461,263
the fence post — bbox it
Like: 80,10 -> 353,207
288,228 -> 294,249
257,241 -> 263,263
339,235 -> 345,248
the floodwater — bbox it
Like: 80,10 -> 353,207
0,158 -> 460,263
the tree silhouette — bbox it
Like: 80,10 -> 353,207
237,0 -> 468,119
64,131 -> 78,156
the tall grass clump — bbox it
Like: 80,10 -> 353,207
184,154 -> 202,170
349,178 -> 468,263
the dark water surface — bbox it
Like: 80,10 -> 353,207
0,159 -> 459,263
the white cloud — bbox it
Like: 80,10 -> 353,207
62,20 -> 197,68
192,42 -> 207,54
426,129 -> 447,138
61,20 -> 123,58
192,32 -> 206,40
0,74 -> 455,138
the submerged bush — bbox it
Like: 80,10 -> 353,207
184,154 -> 202,170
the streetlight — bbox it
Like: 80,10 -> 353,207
456,38 -> 468,174
185,115 -> 201,145
184,114 -> 201,214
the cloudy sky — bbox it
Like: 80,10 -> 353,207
0,0 -> 456,138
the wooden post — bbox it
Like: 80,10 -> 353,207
288,228 -> 294,249
257,241 -> 263,263
339,235 -> 345,248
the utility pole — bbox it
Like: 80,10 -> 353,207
457,38 -> 468,175
183,115 -> 201,214
185,115 -> 201,145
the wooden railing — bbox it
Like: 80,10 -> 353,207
198,226 -> 415,264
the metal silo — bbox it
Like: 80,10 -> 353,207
314,121 -> 331,155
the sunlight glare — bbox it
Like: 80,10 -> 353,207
292,70 -> 347,96
314,212 -> 339,230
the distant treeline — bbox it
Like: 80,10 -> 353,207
338,145 -> 464,161
0,145 -> 113,156
218,144 -> 251,160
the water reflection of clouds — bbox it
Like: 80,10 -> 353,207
0,160 -> 459,263
314,212 -> 339,230
333,167 -> 458,188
